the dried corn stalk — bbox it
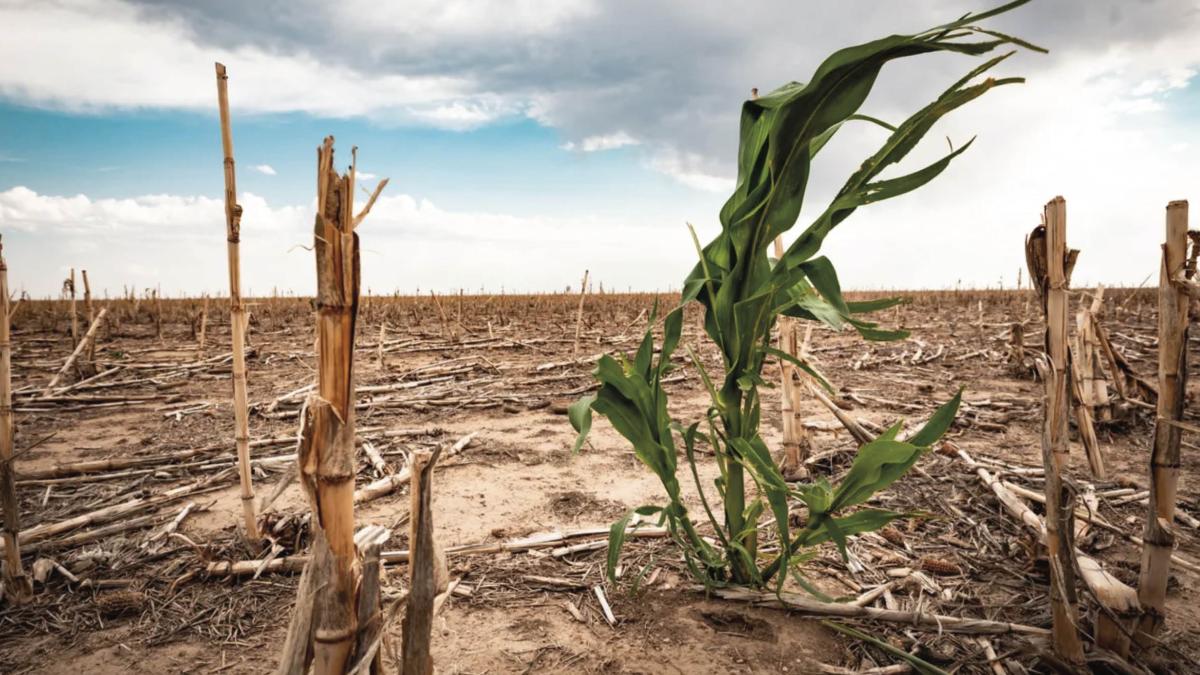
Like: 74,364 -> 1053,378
1074,287 -> 1110,416
215,62 -> 258,540
1137,200 -> 1191,647
66,268 -> 78,348
81,270 -> 95,364
775,236 -> 812,480
0,237 -> 32,603
279,136 -> 387,675
1026,199 -> 1085,665
401,448 -> 442,675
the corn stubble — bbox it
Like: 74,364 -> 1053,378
278,137 -> 388,674
1025,198 -> 1087,665
0,237 -> 32,603
1137,201 -> 1191,646
571,0 -> 1042,590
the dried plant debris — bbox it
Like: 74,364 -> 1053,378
1,285 -> 1197,673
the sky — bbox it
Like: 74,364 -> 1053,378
1,0 -> 1198,298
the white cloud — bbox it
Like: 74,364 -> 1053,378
648,149 -> 734,194
405,97 -> 524,131
1130,67 -> 1196,96
561,131 -> 640,153
1,186 -> 695,297
253,164 -> 276,176
0,0 -> 503,128
0,186 -> 221,235
336,0 -> 595,40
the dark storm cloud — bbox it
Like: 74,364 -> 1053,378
51,0 -> 1200,181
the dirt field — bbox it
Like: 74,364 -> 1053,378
1,289 -> 1198,674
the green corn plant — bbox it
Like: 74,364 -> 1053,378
570,0 -> 1043,590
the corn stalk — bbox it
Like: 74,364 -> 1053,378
571,0 -> 1041,588
1026,198 -> 1086,665
67,268 -> 78,349
1137,200 -> 1190,646
81,270 -> 95,363
0,237 -> 32,603
279,136 -> 387,675
774,299 -> 810,480
215,62 -> 258,541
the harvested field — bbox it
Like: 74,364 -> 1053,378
6,4 -> 1200,672
2,288 -> 1197,673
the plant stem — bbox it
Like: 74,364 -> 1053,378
1137,200 -> 1189,647
0,238 -> 32,603
214,62 -> 258,541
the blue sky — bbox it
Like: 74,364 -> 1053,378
1,97 -> 724,296
0,102 -> 703,214
2,0 -> 1199,297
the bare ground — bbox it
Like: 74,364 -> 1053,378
2,289 -> 1198,674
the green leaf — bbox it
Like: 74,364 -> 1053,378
629,556 -> 658,596
799,257 -> 848,315
805,508 -> 909,548
765,346 -> 834,394
847,297 -> 907,313
687,345 -> 725,416
606,510 -> 663,582
567,394 -> 596,454
730,436 -> 792,591
606,510 -> 636,582
846,113 -> 897,132
789,567 -> 837,603
783,292 -> 846,331
858,138 -> 975,206
797,478 -> 834,517
822,621 -> 950,675
823,515 -> 851,559
633,324 -> 655,378
966,27 -> 1047,54
847,317 -> 910,342
659,307 -> 684,375
777,39 -> 1028,274
829,440 -> 926,512
875,420 -> 905,442
683,423 -> 730,550
906,389 -> 963,447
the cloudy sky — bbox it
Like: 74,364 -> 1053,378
1,0 -> 1197,297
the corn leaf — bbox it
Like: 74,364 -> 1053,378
829,440 -> 927,513
805,508 -> 909,548
822,621 -> 950,675
847,297 -> 907,313
567,393 -> 596,454
906,389 -> 963,447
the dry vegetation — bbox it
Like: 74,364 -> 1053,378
2,5 -> 1196,674
0,282 -> 1197,673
